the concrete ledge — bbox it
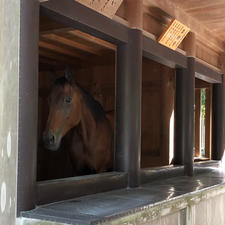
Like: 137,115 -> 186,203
21,164 -> 225,225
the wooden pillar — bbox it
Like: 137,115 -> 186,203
115,29 -> 142,187
127,0 -> 143,30
183,32 -> 196,57
184,58 -> 195,176
212,53 -> 225,160
212,78 -> 225,160
184,32 -> 195,175
175,60 -> 195,175
17,0 -> 39,214
175,32 -> 195,175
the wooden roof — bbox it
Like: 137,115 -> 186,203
172,0 -> 225,42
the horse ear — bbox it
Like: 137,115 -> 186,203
65,66 -> 76,85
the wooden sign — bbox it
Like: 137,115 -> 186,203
76,0 -> 123,18
158,19 -> 190,50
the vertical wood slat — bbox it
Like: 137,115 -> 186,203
205,87 -> 212,158
160,68 -> 175,165
195,89 -> 201,157
115,29 -> 142,187
160,72 -> 170,165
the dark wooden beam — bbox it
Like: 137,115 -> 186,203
143,35 -> 187,69
195,60 -> 222,84
40,0 -> 128,45
37,172 -> 127,205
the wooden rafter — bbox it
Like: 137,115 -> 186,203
68,30 -> 116,51
41,33 -> 102,55
39,40 -> 89,60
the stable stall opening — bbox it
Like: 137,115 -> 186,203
195,79 -> 212,161
141,57 -> 175,168
38,15 -> 116,181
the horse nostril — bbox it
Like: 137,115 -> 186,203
43,132 -> 55,146
49,134 -> 55,145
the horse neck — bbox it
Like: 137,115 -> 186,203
79,98 -> 97,146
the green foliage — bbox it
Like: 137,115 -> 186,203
201,89 -> 206,120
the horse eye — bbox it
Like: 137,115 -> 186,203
64,97 -> 72,104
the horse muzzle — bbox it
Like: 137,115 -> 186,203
43,131 -> 60,151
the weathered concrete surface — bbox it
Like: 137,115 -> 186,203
0,0 -> 20,224
21,168 -> 225,225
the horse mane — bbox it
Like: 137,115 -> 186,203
54,77 -> 107,122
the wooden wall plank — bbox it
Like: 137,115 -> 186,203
195,89 -> 201,157
205,87 -> 212,158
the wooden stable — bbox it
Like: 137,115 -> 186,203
17,0 -> 224,209
38,15 -> 178,180
1,0 -> 225,224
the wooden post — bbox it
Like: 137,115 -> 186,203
184,58 -> 195,176
175,31 -> 195,175
115,29 -> 142,187
175,59 -> 195,177
17,0 -> 39,214
127,0 -> 143,30
212,53 -> 225,160
212,80 -> 225,160
184,32 -> 196,176
183,32 -> 196,57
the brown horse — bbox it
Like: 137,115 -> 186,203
43,68 -> 113,176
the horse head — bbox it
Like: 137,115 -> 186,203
43,67 -> 82,151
